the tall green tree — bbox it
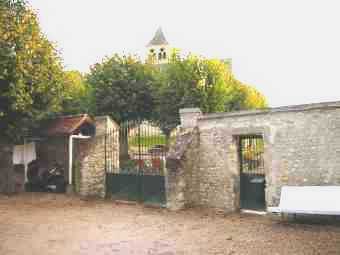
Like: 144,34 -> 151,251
62,70 -> 94,115
87,55 -> 159,159
86,54 -> 157,123
0,0 -> 65,142
153,52 -> 267,136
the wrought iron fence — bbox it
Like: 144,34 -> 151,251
105,119 -> 177,205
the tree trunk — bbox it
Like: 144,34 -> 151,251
164,131 -> 171,151
119,133 -> 129,162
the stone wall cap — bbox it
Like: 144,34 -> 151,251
94,116 -> 119,129
179,108 -> 202,114
200,100 -> 340,121
94,116 -> 111,120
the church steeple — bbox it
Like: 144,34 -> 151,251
146,27 -> 171,64
147,27 -> 169,46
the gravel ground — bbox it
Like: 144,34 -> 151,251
0,193 -> 339,255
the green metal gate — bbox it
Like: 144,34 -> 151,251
105,120 -> 173,205
239,135 -> 266,210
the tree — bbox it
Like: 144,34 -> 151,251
0,0 -> 65,142
241,84 -> 267,109
62,70 -> 94,115
153,52 -> 267,136
86,54 -> 157,123
86,54 -> 159,159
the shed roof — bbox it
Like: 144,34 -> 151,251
43,114 -> 94,136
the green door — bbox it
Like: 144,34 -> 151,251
239,135 -> 266,210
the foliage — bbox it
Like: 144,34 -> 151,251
128,135 -> 166,148
88,51 -> 267,137
86,55 -> 157,123
241,84 -> 267,109
0,0 -> 65,142
153,51 -> 268,135
62,70 -> 94,114
0,1 -> 267,145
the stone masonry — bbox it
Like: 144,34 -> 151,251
166,129 -> 199,210
167,101 -> 340,212
0,116 -> 118,198
77,116 -> 119,198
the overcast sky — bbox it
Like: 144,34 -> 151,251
27,0 -> 340,107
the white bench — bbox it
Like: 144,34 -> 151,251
268,186 -> 340,216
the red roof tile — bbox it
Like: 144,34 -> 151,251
44,114 -> 94,136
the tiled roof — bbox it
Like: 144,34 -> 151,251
43,114 -> 94,136
147,27 -> 169,46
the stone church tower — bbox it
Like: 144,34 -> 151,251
146,27 -> 171,64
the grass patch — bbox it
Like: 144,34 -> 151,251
129,135 -> 167,148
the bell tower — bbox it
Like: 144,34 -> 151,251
146,27 -> 170,64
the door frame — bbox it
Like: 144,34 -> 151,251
238,134 -> 266,210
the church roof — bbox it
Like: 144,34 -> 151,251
147,27 -> 169,46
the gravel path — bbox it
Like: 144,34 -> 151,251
0,193 -> 339,255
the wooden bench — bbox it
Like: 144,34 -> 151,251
268,186 -> 340,216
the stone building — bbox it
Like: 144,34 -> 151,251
37,114 -> 96,184
0,114 -> 119,198
166,101 -> 340,212
3,101 -> 340,212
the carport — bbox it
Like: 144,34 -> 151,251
24,114 -> 95,193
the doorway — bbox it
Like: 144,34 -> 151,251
239,135 -> 266,210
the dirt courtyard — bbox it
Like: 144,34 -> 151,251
0,193 -> 339,255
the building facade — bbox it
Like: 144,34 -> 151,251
166,101 -> 340,212
0,115 -> 119,198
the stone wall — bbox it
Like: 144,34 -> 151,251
77,116 -> 119,198
179,108 -> 202,131
105,117 -> 120,173
0,116 -> 119,197
166,129 -> 199,210
169,101 -> 340,212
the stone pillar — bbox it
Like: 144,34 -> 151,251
77,116 -> 118,198
164,109 -> 202,210
78,117 -> 107,198
165,159 -> 186,210
165,131 -> 199,210
179,108 -> 202,131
